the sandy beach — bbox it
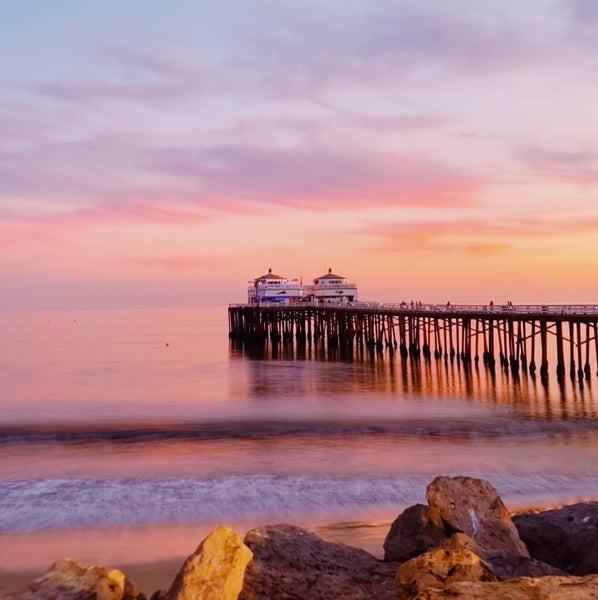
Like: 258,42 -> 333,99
0,512 -> 394,597
1,496 -> 592,597
0,522 -> 223,597
0,560 -> 183,598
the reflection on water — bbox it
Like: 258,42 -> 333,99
229,338 -> 598,422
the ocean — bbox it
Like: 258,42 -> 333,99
1,306 -> 598,570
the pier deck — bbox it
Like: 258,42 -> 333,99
229,302 -> 598,381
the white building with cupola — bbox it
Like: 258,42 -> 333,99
247,268 -> 358,305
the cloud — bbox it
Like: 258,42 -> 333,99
0,197 -> 211,227
241,3 -> 548,97
0,118 -> 481,220
565,0 -> 598,21
139,142 -> 481,210
102,43 -> 191,79
20,42 -> 212,107
313,105 -> 453,132
21,79 -> 200,107
362,214 -> 598,256
126,256 -> 221,270
0,131 -> 210,217
516,145 -> 598,182
20,4 -> 552,110
226,110 -> 453,151
518,146 -> 597,166
70,199 -> 212,224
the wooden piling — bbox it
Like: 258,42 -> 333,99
228,304 -> 598,385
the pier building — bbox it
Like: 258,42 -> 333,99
247,268 -> 357,305
309,269 -> 358,304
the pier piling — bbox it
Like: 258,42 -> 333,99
229,303 -> 598,383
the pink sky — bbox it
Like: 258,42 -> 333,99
2,1 -> 598,308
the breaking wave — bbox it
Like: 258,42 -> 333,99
2,473 -> 598,533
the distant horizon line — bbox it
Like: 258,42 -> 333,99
3,298 -> 598,312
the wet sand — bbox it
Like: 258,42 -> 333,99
0,512 -> 393,597
0,560 -> 182,597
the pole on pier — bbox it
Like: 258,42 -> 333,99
508,320 -> 518,374
448,318 -> 455,359
433,318 -> 441,358
555,321 -> 565,380
488,320 -> 495,367
585,323 -> 591,381
576,322 -> 584,382
520,321 -> 527,371
540,321 -> 549,378
423,317 -> 431,360
529,321 -> 536,374
497,321 -> 505,371
399,316 -> 407,357
569,321 -> 576,381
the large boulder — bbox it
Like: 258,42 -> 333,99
2,559 -> 144,600
426,475 -> 529,561
153,527 -> 252,600
383,504 -> 447,562
514,503 -> 598,575
238,524 -> 397,600
416,574 -> 598,599
395,533 -> 497,600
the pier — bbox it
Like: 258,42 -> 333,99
228,303 -> 598,381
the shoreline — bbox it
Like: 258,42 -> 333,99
2,492 -> 598,597
0,560 -> 182,598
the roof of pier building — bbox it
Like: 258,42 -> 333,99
253,268 -> 287,284
313,268 -> 347,283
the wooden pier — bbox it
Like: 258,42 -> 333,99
228,302 -> 598,381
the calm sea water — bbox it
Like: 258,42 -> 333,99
1,306 -> 598,568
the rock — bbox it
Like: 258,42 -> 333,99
439,532 -> 481,553
383,504 -> 447,562
239,524 -> 397,600
514,502 -> 598,575
395,537 -> 497,600
426,475 -> 529,561
2,559 -> 144,600
155,527 -> 252,600
439,531 -> 563,579
488,553 -> 565,579
416,574 -> 598,599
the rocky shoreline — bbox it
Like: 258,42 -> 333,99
2,476 -> 598,599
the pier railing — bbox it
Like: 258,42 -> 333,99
229,302 -> 598,316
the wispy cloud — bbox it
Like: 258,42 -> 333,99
140,142 -> 482,210
308,103 -> 453,133
21,79 -> 201,107
18,3 -> 554,110
20,42 -> 208,107
71,200 -> 212,224
102,43 -> 192,79
0,198 -> 212,226
241,3 -> 549,98
0,121 -> 482,219
126,256 -> 221,270
565,0 -> 598,22
362,213 -> 598,256
516,144 -> 598,182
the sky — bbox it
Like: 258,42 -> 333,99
2,0 -> 598,309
